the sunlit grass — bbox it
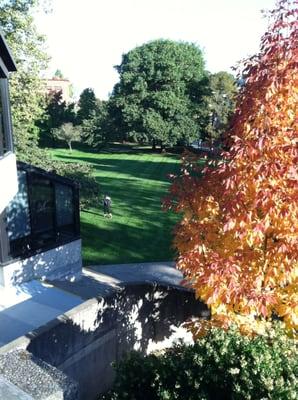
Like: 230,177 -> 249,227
51,145 -> 181,266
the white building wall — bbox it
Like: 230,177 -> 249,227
0,153 -> 18,214
0,239 -> 82,287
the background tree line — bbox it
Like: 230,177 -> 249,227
38,41 -> 237,152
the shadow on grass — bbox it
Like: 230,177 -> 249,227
73,141 -> 183,155
54,154 -> 181,183
81,217 -> 178,266
82,180 -> 171,225
83,209 -> 102,216
90,176 -> 171,214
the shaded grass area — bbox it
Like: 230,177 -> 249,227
50,145 -> 182,266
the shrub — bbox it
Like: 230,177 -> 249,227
50,160 -> 100,210
20,146 -> 100,209
101,325 -> 297,400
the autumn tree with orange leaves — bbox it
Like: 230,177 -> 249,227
167,0 -> 298,334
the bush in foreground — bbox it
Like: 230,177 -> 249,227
101,325 -> 297,400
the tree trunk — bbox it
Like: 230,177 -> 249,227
68,141 -> 72,151
152,139 -> 156,150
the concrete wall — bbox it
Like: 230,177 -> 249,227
2,283 -> 209,400
0,153 -> 18,214
0,239 -> 82,286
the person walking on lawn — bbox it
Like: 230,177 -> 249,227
103,195 -> 112,218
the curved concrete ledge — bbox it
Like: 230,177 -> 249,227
86,261 -> 181,287
0,279 -> 209,399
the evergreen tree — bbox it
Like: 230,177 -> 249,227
77,88 -> 97,123
54,69 -> 64,78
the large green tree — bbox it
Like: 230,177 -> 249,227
109,40 -> 208,149
0,0 -> 49,158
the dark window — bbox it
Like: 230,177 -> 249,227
55,183 -> 76,238
6,163 -> 80,259
29,174 -> 55,236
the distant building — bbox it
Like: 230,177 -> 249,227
44,77 -> 72,103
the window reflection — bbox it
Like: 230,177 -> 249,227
56,183 -> 74,227
29,174 -> 55,235
6,170 -> 31,240
6,163 -> 79,258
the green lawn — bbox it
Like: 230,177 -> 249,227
51,145 -> 181,266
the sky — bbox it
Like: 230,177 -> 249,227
35,0 -> 277,100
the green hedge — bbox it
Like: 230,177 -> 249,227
19,147 -> 100,209
101,325 -> 297,400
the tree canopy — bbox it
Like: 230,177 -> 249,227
167,0 -> 298,335
109,40 -> 208,148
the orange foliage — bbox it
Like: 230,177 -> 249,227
167,0 -> 298,333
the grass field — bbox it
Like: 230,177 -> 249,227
51,145 -> 182,266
